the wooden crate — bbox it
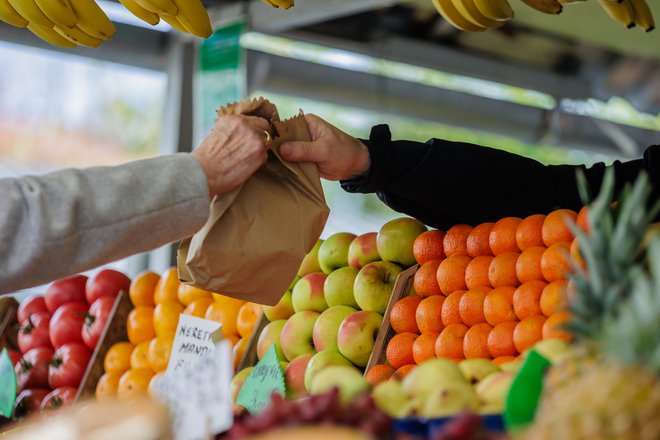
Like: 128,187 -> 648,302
0,297 -> 19,354
236,312 -> 268,372
365,264 -> 419,373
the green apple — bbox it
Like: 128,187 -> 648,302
292,272 -> 329,313
298,240 -> 323,277
280,310 -> 320,361
324,267 -> 360,308
372,380 -> 409,418
475,371 -> 514,411
284,353 -> 314,399
354,261 -> 403,314
256,319 -> 287,361
313,305 -> 357,351
403,359 -> 467,398
377,217 -> 428,267
229,367 -> 253,405
303,350 -> 353,391
348,232 -> 380,269
310,365 -> 370,403
458,359 -> 501,386
420,381 -> 479,418
337,310 -> 383,367
263,290 -> 295,321
318,232 -> 357,274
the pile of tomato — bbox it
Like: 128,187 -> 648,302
8,269 -> 130,420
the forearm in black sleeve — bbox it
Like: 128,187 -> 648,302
341,124 -> 649,230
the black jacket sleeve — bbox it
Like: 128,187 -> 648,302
341,124 -> 660,230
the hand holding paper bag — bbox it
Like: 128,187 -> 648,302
178,98 -> 330,306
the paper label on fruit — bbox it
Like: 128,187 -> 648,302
236,345 -> 286,414
151,340 -> 234,440
504,349 -> 551,431
167,314 -> 222,373
0,349 -> 17,418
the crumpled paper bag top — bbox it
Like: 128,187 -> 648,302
177,98 -> 329,306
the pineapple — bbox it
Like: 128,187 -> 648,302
521,170 -> 660,440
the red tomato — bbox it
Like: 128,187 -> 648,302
13,389 -> 50,419
17,295 -> 49,323
49,302 -> 88,348
86,269 -> 131,305
7,349 -> 21,367
15,347 -> 53,393
18,312 -> 52,353
45,275 -> 88,314
48,343 -> 91,389
82,297 -> 114,349
40,387 -> 77,411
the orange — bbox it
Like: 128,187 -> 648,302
129,271 -> 159,307
393,364 -> 415,380
576,206 -> 590,232
570,238 -> 585,270
467,223 -> 494,257
513,280 -> 546,320
365,364 -> 395,387
463,323 -> 493,359
177,284 -> 212,306
437,255 -> 471,295
154,268 -> 180,305
117,368 -> 154,402
542,311 -> 573,341
416,295 -> 446,333
488,252 -> 520,288
95,373 -> 120,401
483,286 -> 516,326
492,356 -> 517,366
130,340 -> 151,370
465,256 -> 494,290
541,242 -> 572,282
459,286 -> 490,326
441,290 -> 466,326
391,295 -> 423,334
489,217 -> 522,256
542,209 -> 577,247
205,299 -> 244,337
414,259 -> 444,297
487,321 -> 518,358
148,334 -> 174,373
443,224 -> 473,257
513,315 -> 546,354
104,341 -> 134,376
414,230 -> 446,265
540,280 -> 568,316
237,303 -> 263,338
435,323 -> 468,360
413,331 -> 440,364
386,332 -> 417,369
153,302 -> 184,338
233,336 -> 250,371
516,246 -> 545,284
183,296 -> 214,318
516,214 -> 545,251
127,306 -> 155,345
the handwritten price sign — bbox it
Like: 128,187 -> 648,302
167,314 -> 221,373
236,345 -> 285,414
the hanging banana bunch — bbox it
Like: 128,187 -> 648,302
0,0 -> 212,48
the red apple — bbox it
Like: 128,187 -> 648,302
348,232 -> 380,269
256,320 -> 287,361
292,272 -> 328,313
312,305 -> 357,352
280,311 -> 319,361
337,311 -> 383,367
284,353 -> 314,398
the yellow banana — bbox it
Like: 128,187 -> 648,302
261,0 -> 294,8
453,0 -> 506,28
7,0 -> 54,27
27,22 -> 76,47
34,0 -> 76,27
172,0 -> 211,38
628,0 -> 654,31
0,0 -> 28,27
119,0 -> 159,26
55,24 -> 102,46
431,0 -> 487,31
159,13 -> 187,33
68,0 -> 115,40
518,0 -> 563,14
473,0 -> 513,21
598,0 -> 635,28
134,0 -> 177,16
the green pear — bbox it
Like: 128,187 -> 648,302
458,359 -> 500,386
372,380 -> 409,418
420,382 -> 479,418
475,371 -> 514,409
403,359 -> 466,399
310,365 -> 370,403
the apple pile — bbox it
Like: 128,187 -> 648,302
10,270 -> 130,420
231,217 -> 428,405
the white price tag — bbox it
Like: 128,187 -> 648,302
168,314 -> 222,373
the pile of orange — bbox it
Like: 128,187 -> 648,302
96,267 -> 261,402
375,207 -> 585,375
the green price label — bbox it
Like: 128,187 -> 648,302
0,348 -> 17,418
504,349 -> 551,432
236,345 -> 285,414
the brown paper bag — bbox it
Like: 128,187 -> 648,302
177,98 -> 330,305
